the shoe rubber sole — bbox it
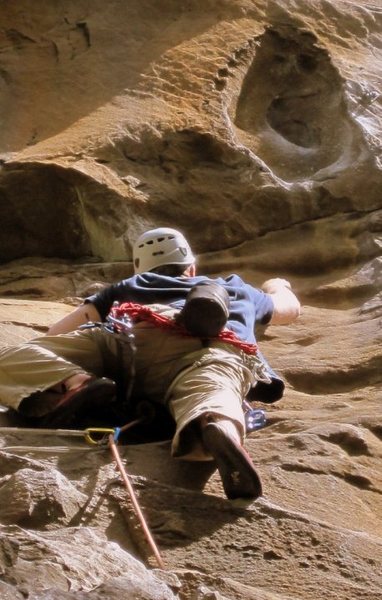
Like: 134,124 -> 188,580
202,423 -> 262,500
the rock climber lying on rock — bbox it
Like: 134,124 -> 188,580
0,227 -> 300,500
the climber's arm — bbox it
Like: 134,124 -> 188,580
47,303 -> 102,335
262,278 -> 301,325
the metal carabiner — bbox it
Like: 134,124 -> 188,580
84,427 -> 116,446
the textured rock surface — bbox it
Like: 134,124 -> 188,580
0,523 -> 177,598
1,0 -> 381,264
0,466 -> 87,526
0,1 -> 381,599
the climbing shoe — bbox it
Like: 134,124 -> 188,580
40,377 -> 117,428
178,281 -> 230,338
202,422 -> 262,500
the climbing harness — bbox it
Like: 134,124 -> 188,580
109,300 -> 270,374
80,304 -> 137,408
103,305 -> 137,405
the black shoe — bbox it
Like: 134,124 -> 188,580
40,377 -> 117,428
202,423 -> 262,500
179,281 -> 230,338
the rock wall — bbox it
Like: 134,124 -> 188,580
0,1 -> 381,599
0,0 -> 381,265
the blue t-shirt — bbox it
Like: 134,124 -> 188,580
86,273 -> 273,344
86,273 -> 285,402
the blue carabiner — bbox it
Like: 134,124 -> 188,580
245,408 -> 266,433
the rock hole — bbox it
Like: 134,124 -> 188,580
263,550 -> 284,560
297,53 -> 318,72
343,473 -> 372,490
232,26 -> 360,181
214,77 -> 226,91
267,98 -> 320,147
217,67 -> 229,78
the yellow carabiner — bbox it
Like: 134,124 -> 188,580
84,427 -> 115,446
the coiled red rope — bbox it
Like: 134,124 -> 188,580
110,302 -> 258,355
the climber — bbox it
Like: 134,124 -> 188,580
0,227 -> 300,500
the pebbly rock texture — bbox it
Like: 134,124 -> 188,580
0,1 -> 381,599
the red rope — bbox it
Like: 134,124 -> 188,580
108,432 -> 165,569
110,302 -> 258,355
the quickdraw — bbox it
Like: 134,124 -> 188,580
0,426 -> 117,447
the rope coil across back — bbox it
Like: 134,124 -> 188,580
110,302 -> 258,355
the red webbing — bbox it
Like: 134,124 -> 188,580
110,302 -> 258,355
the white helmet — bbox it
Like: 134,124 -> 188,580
133,227 -> 195,274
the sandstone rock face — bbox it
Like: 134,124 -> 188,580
0,1 -> 381,599
0,0 -> 381,264
0,466 -> 87,526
